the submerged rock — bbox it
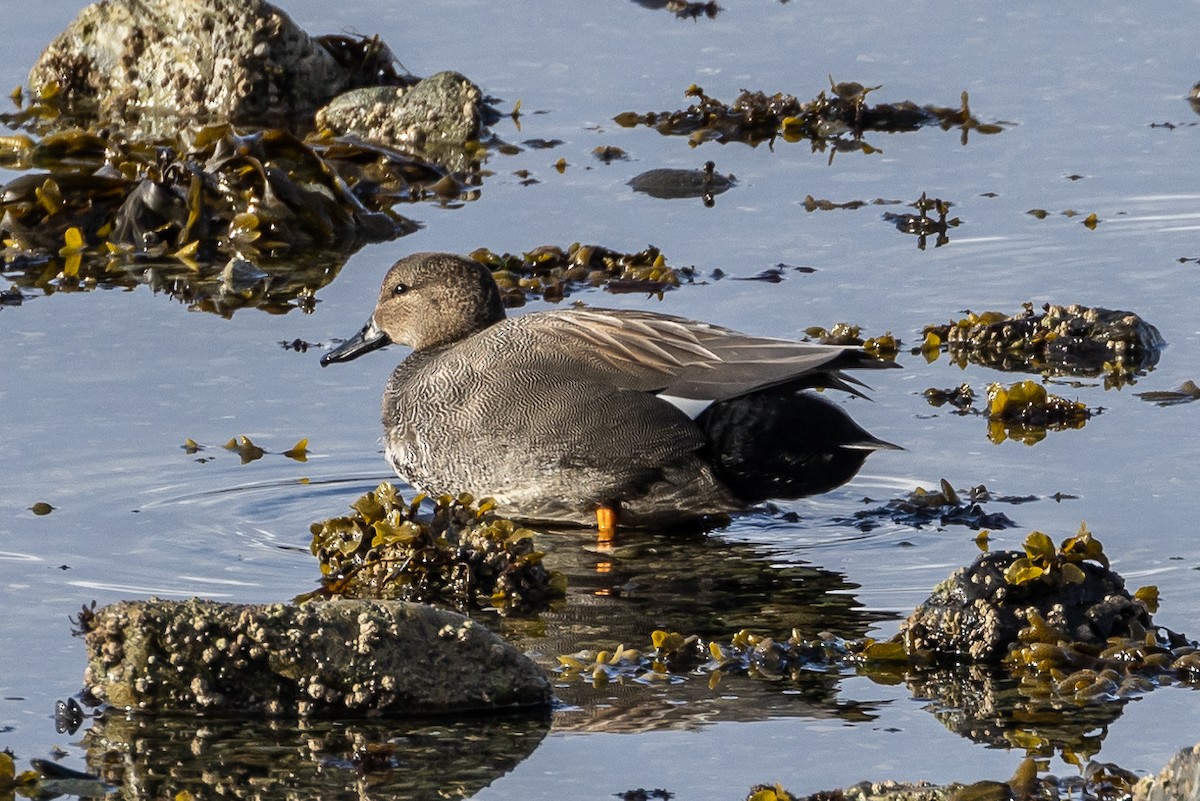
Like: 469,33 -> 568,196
28,0 -> 397,135
627,161 -> 735,203
78,598 -> 551,715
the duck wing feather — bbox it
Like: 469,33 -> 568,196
495,308 -> 888,402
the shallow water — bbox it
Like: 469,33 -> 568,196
3,1 -> 1200,798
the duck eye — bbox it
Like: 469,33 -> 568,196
391,282 -> 409,296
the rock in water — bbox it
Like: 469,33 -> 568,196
80,598 -> 551,715
29,0 -> 359,132
315,71 -> 486,155
899,548 -> 1150,662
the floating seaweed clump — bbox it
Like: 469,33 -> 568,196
308,482 -> 565,613
922,378 -> 1093,445
614,83 -> 1003,151
921,303 -> 1164,384
469,243 -> 689,304
634,0 -> 723,20
923,383 -> 976,411
800,323 -> 899,359
743,758 -> 1141,801
803,195 -> 904,212
881,192 -> 961,250
555,529 -> 1200,765
804,322 -> 864,346
985,380 -> 1093,445
1135,379 -> 1200,406
554,626 -> 904,689
838,479 -> 1018,532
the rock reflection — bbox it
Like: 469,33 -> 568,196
908,663 -> 1123,761
83,712 -> 548,801
4,248 -> 354,317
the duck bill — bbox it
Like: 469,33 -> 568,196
320,318 -> 391,366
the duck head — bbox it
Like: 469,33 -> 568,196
321,252 -> 506,365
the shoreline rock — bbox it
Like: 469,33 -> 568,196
79,598 -> 551,716
30,0 -> 367,134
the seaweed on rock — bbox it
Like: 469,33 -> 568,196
308,482 -> 565,613
921,303 -> 1164,384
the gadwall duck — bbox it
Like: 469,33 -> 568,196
322,252 -> 897,532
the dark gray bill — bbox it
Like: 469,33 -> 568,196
320,318 -> 391,366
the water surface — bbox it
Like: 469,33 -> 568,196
3,1 -> 1200,798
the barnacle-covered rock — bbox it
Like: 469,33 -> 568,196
1135,741 -> 1200,801
925,302 -> 1164,383
315,71 -> 492,172
77,598 -> 551,715
900,526 -> 1151,662
26,0 -> 402,136
309,482 -> 565,613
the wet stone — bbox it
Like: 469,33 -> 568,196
315,71 -> 490,172
78,598 -> 552,716
627,161 -> 735,202
27,0 -> 395,136
1134,741 -> 1200,801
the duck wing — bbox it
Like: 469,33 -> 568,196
500,308 -> 890,402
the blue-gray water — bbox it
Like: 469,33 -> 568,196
3,1 -> 1200,798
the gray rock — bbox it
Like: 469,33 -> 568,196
316,71 -> 485,170
81,598 -> 551,715
628,161 -> 735,200
1136,743 -> 1200,801
29,0 -> 359,134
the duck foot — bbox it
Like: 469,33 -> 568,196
596,505 -> 617,545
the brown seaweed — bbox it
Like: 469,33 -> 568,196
614,84 -> 1005,152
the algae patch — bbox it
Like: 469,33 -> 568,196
308,482 -> 565,613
